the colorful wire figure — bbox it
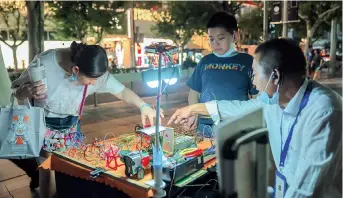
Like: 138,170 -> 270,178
72,131 -> 86,148
104,144 -> 123,170
83,137 -> 105,162
67,147 -> 83,159
135,134 -> 151,153
102,132 -> 116,147
65,131 -> 88,159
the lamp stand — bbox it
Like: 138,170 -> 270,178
146,43 -> 167,198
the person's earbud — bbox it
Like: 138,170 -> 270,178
273,68 -> 284,85
273,73 -> 278,79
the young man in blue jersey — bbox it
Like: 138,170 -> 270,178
185,12 -> 258,136
184,12 -> 259,197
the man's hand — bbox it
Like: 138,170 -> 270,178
182,115 -> 198,130
140,105 -> 164,126
167,106 -> 194,125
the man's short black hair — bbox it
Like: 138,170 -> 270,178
206,12 -> 238,34
254,38 -> 306,77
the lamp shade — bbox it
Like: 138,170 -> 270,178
141,66 -> 180,88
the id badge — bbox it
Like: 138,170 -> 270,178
274,170 -> 287,198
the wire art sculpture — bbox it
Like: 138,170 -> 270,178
103,144 -> 123,170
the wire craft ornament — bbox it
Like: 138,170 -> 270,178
103,144 -> 123,170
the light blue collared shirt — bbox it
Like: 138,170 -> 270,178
205,79 -> 342,197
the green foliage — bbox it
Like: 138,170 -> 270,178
8,71 -> 22,82
0,2 -> 27,43
152,2 -> 202,48
266,1 -> 341,45
195,1 -> 242,34
152,1 -> 242,48
299,1 -> 341,26
182,57 -> 197,70
133,1 -> 162,10
238,8 -> 263,45
48,1 -> 127,43
298,1 -> 342,38
0,2 -> 27,70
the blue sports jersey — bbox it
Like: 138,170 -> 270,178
186,52 -> 258,137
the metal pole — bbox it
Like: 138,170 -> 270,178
329,18 -> 337,77
153,46 -> 165,197
165,86 -> 168,104
130,81 -> 134,90
129,2 -> 136,68
263,0 -> 269,41
93,93 -> 97,107
156,52 -> 162,154
282,0 -> 288,38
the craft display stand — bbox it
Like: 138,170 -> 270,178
40,127 -> 216,198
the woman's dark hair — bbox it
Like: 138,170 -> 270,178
206,12 -> 238,34
254,38 -> 307,77
70,41 -> 108,78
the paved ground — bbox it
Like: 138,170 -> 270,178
0,72 -> 341,198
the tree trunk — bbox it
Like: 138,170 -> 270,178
304,21 -> 312,56
12,46 -> 18,71
329,18 -> 337,77
95,28 -> 104,45
129,6 -> 136,68
305,21 -> 313,77
26,1 -> 44,62
180,47 -> 184,65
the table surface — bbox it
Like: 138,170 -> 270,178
40,134 -> 216,198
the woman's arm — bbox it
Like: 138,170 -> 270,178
96,73 -> 165,125
113,87 -> 147,109
113,87 -> 164,125
11,70 -> 30,89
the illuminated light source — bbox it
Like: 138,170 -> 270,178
126,9 -> 132,38
163,78 -> 178,85
115,8 -> 125,13
141,66 -> 180,89
146,80 -> 159,88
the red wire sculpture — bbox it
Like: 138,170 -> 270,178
104,144 -> 123,170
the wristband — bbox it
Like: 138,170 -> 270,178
140,103 -> 152,111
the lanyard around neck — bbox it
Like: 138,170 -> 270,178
279,82 -> 312,168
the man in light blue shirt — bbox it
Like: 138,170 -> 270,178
168,39 -> 342,197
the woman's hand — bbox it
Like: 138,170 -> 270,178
167,106 -> 194,125
140,105 -> 164,126
15,81 -> 46,100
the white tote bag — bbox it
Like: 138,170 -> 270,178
0,95 -> 46,159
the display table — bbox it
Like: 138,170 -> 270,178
40,134 -> 216,198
